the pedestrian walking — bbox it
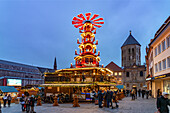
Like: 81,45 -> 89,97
3,94 -> 7,107
90,90 -> 95,103
98,90 -> 103,108
7,94 -> 12,107
126,90 -> 129,97
138,89 -> 141,97
131,89 -> 135,100
110,91 -> 113,107
25,95 -> 30,113
146,90 -> 149,99
157,89 -> 162,98
135,88 -> 137,99
106,90 -> 111,108
30,95 -> 36,113
20,94 -> 25,111
112,92 -> 118,109
157,92 -> 170,113
142,89 -> 145,99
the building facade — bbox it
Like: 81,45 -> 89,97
105,61 -> 123,85
0,59 -> 48,87
121,31 -> 146,90
145,16 -> 170,98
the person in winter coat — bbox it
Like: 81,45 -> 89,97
25,96 -> 30,113
141,89 -> 146,99
131,89 -> 135,100
106,90 -> 111,108
157,92 -> 170,113
146,90 -> 149,99
98,90 -> 103,108
7,94 -> 12,107
20,94 -> 25,111
30,95 -> 35,113
138,89 -> 141,97
112,92 -> 118,109
90,90 -> 96,103
3,94 -> 7,107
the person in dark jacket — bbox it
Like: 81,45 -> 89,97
20,94 -> 25,111
157,89 -> 162,98
106,90 -> 111,108
141,89 -> 145,99
3,94 -> 7,107
30,95 -> 35,113
7,94 -> 12,107
157,92 -> 170,113
146,90 -> 149,99
112,92 -> 118,109
138,89 -> 141,97
98,90 -> 103,108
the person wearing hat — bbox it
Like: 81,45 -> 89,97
157,92 -> 170,113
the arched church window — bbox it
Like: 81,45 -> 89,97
140,71 -> 143,77
129,48 -> 131,53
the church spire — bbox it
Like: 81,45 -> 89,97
54,57 -> 57,70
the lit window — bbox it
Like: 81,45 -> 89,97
119,72 -> 122,75
115,72 -> 117,76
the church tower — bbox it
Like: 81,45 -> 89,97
121,31 -> 141,67
54,57 -> 57,70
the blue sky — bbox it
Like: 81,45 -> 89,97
0,0 -> 170,69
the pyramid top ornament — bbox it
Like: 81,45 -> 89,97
72,13 -> 104,34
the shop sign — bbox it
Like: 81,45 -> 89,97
152,73 -> 170,80
146,78 -> 151,81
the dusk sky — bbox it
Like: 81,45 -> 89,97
0,0 -> 170,69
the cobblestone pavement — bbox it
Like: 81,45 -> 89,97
1,96 -> 163,113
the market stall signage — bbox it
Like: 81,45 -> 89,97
152,73 -> 169,80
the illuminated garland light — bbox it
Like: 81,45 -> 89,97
72,13 -> 104,68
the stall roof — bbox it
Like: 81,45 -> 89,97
0,86 -> 18,93
40,84 -> 92,87
116,85 -> 124,89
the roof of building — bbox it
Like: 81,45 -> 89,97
149,16 -> 170,46
105,61 -> 123,72
37,67 -> 55,73
0,86 -> 18,93
121,31 -> 141,47
0,59 -> 38,70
